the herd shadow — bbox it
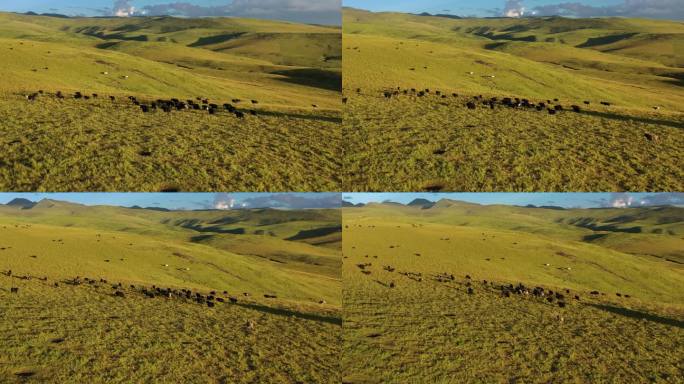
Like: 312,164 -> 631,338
254,109 -> 342,123
580,110 -> 684,129
235,302 -> 342,325
588,303 -> 684,329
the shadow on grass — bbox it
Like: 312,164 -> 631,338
588,303 -> 684,329
254,109 -> 342,124
285,226 -> 342,241
271,68 -> 342,92
581,110 -> 684,129
188,32 -> 246,47
235,302 -> 342,325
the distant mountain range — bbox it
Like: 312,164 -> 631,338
343,198 -> 682,210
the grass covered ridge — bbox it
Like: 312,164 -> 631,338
342,9 -> 684,191
0,200 -> 341,383
343,201 -> 684,383
0,13 -> 341,191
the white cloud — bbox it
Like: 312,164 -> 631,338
503,0 -> 525,17
532,0 -> 684,20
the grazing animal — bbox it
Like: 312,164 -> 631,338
10,287 -> 18,293
342,97 -> 348,104
644,132 -> 658,142
558,301 -> 566,308
467,287 -> 474,295
207,301 -> 215,308
114,291 -> 125,298
466,102 -> 476,109
600,101 -> 611,106
229,297 -> 238,304
571,105 -> 581,112
590,291 -> 599,295
389,282 -> 395,288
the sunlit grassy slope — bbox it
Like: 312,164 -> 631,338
342,8 -> 684,191
0,200 -> 341,383
0,12 -> 341,191
342,201 -> 684,383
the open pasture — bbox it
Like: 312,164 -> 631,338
0,200 -> 342,382
0,13 -> 342,191
342,9 -> 684,191
342,202 -> 684,383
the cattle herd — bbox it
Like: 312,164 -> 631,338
349,221 -> 633,312
356,259 -> 633,311
1,269 -> 293,309
349,86 -> 619,116
23,90 -> 260,119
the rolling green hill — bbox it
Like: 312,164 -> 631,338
342,201 -> 684,383
0,200 -> 341,383
0,13 -> 342,191
342,9 -> 684,191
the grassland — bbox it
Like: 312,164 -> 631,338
342,9 -> 684,191
0,12 -> 341,191
342,201 -> 684,383
0,200 -> 341,383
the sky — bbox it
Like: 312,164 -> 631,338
343,0 -> 684,20
0,0 -> 342,25
343,193 -> 684,209
0,193 -> 341,210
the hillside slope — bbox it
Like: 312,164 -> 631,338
342,202 -> 684,383
342,9 -> 684,191
0,13 -> 342,191
0,201 -> 342,382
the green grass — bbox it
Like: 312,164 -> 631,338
0,93 -> 341,191
0,13 -> 341,191
342,202 -> 684,383
342,9 -> 684,192
0,201 -> 341,382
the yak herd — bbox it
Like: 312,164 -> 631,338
2,269 -> 289,309
349,222 -> 633,311
356,260 -> 633,310
373,86 -> 612,116
24,90 -> 260,119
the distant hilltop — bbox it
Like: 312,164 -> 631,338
22,11 -> 70,18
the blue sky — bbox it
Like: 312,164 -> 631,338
343,193 -> 684,208
343,0 -> 683,19
0,193 -> 341,210
0,1 -> 342,24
